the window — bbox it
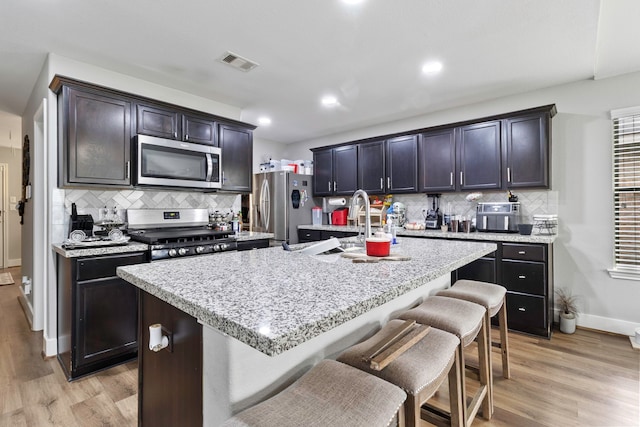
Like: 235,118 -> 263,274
609,106 -> 640,280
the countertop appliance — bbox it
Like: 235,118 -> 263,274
331,207 -> 349,225
424,194 -> 442,229
127,208 -> 237,260
476,202 -> 521,233
133,135 -> 221,190
252,171 -> 317,244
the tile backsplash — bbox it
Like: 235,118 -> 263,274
381,189 -> 557,224
53,189 -> 241,242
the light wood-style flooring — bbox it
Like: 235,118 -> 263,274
0,265 -> 638,426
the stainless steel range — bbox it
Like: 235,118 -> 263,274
127,208 -> 237,260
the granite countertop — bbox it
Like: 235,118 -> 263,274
53,241 -> 149,258
53,231 -> 274,258
236,231 -> 274,241
117,237 -> 496,356
298,224 -> 557,244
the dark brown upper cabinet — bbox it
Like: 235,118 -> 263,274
386,135 -> 418,193
135,102 -> 217,146
218,123 -> 253,192
419,128 -> 456,192
55,84 -> 132,187
358,140 -> 386,194
313,145 -> 358,196
503,112 -> 550,188
456,120 -> 503,191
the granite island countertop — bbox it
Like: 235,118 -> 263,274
117,237 -> 496,356
298,224 -> 557,244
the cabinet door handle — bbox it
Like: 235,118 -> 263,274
185,134 -> 189,141
518,251 -> 526,255
174,131 -> 177,139
126,161 -> 130,180
518,275 -> 526,279
460,171 -> 463,185
334,181 -> 337,192
387,177 -> 391,188
507,167 -> 511,182
518,307 -> 526,312
380,178 -> 384,190
328,182 -> 332,192
450,172 -> 453,186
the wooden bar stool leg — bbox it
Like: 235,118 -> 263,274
448,350 -> 464,427
484,310 -> 494,415
477,317 -> 491,421
499,301 -> 511,379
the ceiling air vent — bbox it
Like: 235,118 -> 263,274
218,51 -> 259,72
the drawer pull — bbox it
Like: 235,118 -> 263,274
518,307 -> 526,312
518,251 -> 526,255
518,275 -> 526,279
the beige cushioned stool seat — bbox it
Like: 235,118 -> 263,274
337,319 -> 459,397
221,359 -> 406,427
437,280 -> 507,317
398,296 -> 485,346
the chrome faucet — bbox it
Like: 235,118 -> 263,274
351,189 -> 371,241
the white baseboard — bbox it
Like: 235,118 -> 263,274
7,258 -> 21,267
43,334 -> 57,358
17,293 -> 34,329
554,309 -> 639,337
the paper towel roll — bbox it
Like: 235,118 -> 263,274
328,198 -> 347,206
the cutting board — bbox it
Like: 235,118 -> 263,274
340,252 -> 412,263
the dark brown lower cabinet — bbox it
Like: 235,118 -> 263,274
139,291 -> 202,427
57,252 -> 146,380
452,241 -> 553,338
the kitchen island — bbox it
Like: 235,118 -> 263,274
117,237 -> 495,426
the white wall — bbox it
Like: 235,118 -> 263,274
284,71 -> 640,336
252,136 -> 286,173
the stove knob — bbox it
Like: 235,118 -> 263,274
219,243 -> 228,251
213,244 -> 221,252
178,248 -> 188,256
168,248 -> 177,257
195,246 -> 205,254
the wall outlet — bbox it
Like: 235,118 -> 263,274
22,276 -> 32,295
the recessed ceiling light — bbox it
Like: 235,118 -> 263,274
342,0 -> 365,4
422,61 -> 443,75
321,95 -> 339,107
258,117 -> 272,126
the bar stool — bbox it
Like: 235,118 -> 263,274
337,319 -> 463,427
437,279 -> 511,379
221,359 -> 407,427
397,296 -> 491,425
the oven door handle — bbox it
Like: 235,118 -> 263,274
205,153 -> 213,182
259,178 -> 270,230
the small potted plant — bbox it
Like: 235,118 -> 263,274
556,288 -> 578,334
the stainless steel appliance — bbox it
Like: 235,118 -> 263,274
133,135 -> 221,189
476,202 -> 521,232
424,194 -> 442,229
252,171 -> 317,244
127,208 -> 237,260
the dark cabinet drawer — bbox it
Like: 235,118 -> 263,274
506,293 -> 547,333
321,230 -> 358,240
502,243 -> 545,262
76,252 -> 147,281
298,229 -> 322,242
501,260 -> 546,295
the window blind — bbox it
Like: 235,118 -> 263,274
612,107 -> 640,278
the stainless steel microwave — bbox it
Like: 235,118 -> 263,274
133,135 -> 221,189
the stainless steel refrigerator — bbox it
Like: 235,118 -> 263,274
252,171 -> 316,244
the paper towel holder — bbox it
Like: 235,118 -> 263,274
149,323 -> 173,353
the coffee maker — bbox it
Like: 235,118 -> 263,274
424,194 -> 442,229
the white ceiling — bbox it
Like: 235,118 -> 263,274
2,0 -> 640,144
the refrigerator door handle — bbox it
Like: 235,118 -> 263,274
260,178 -> 270,230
